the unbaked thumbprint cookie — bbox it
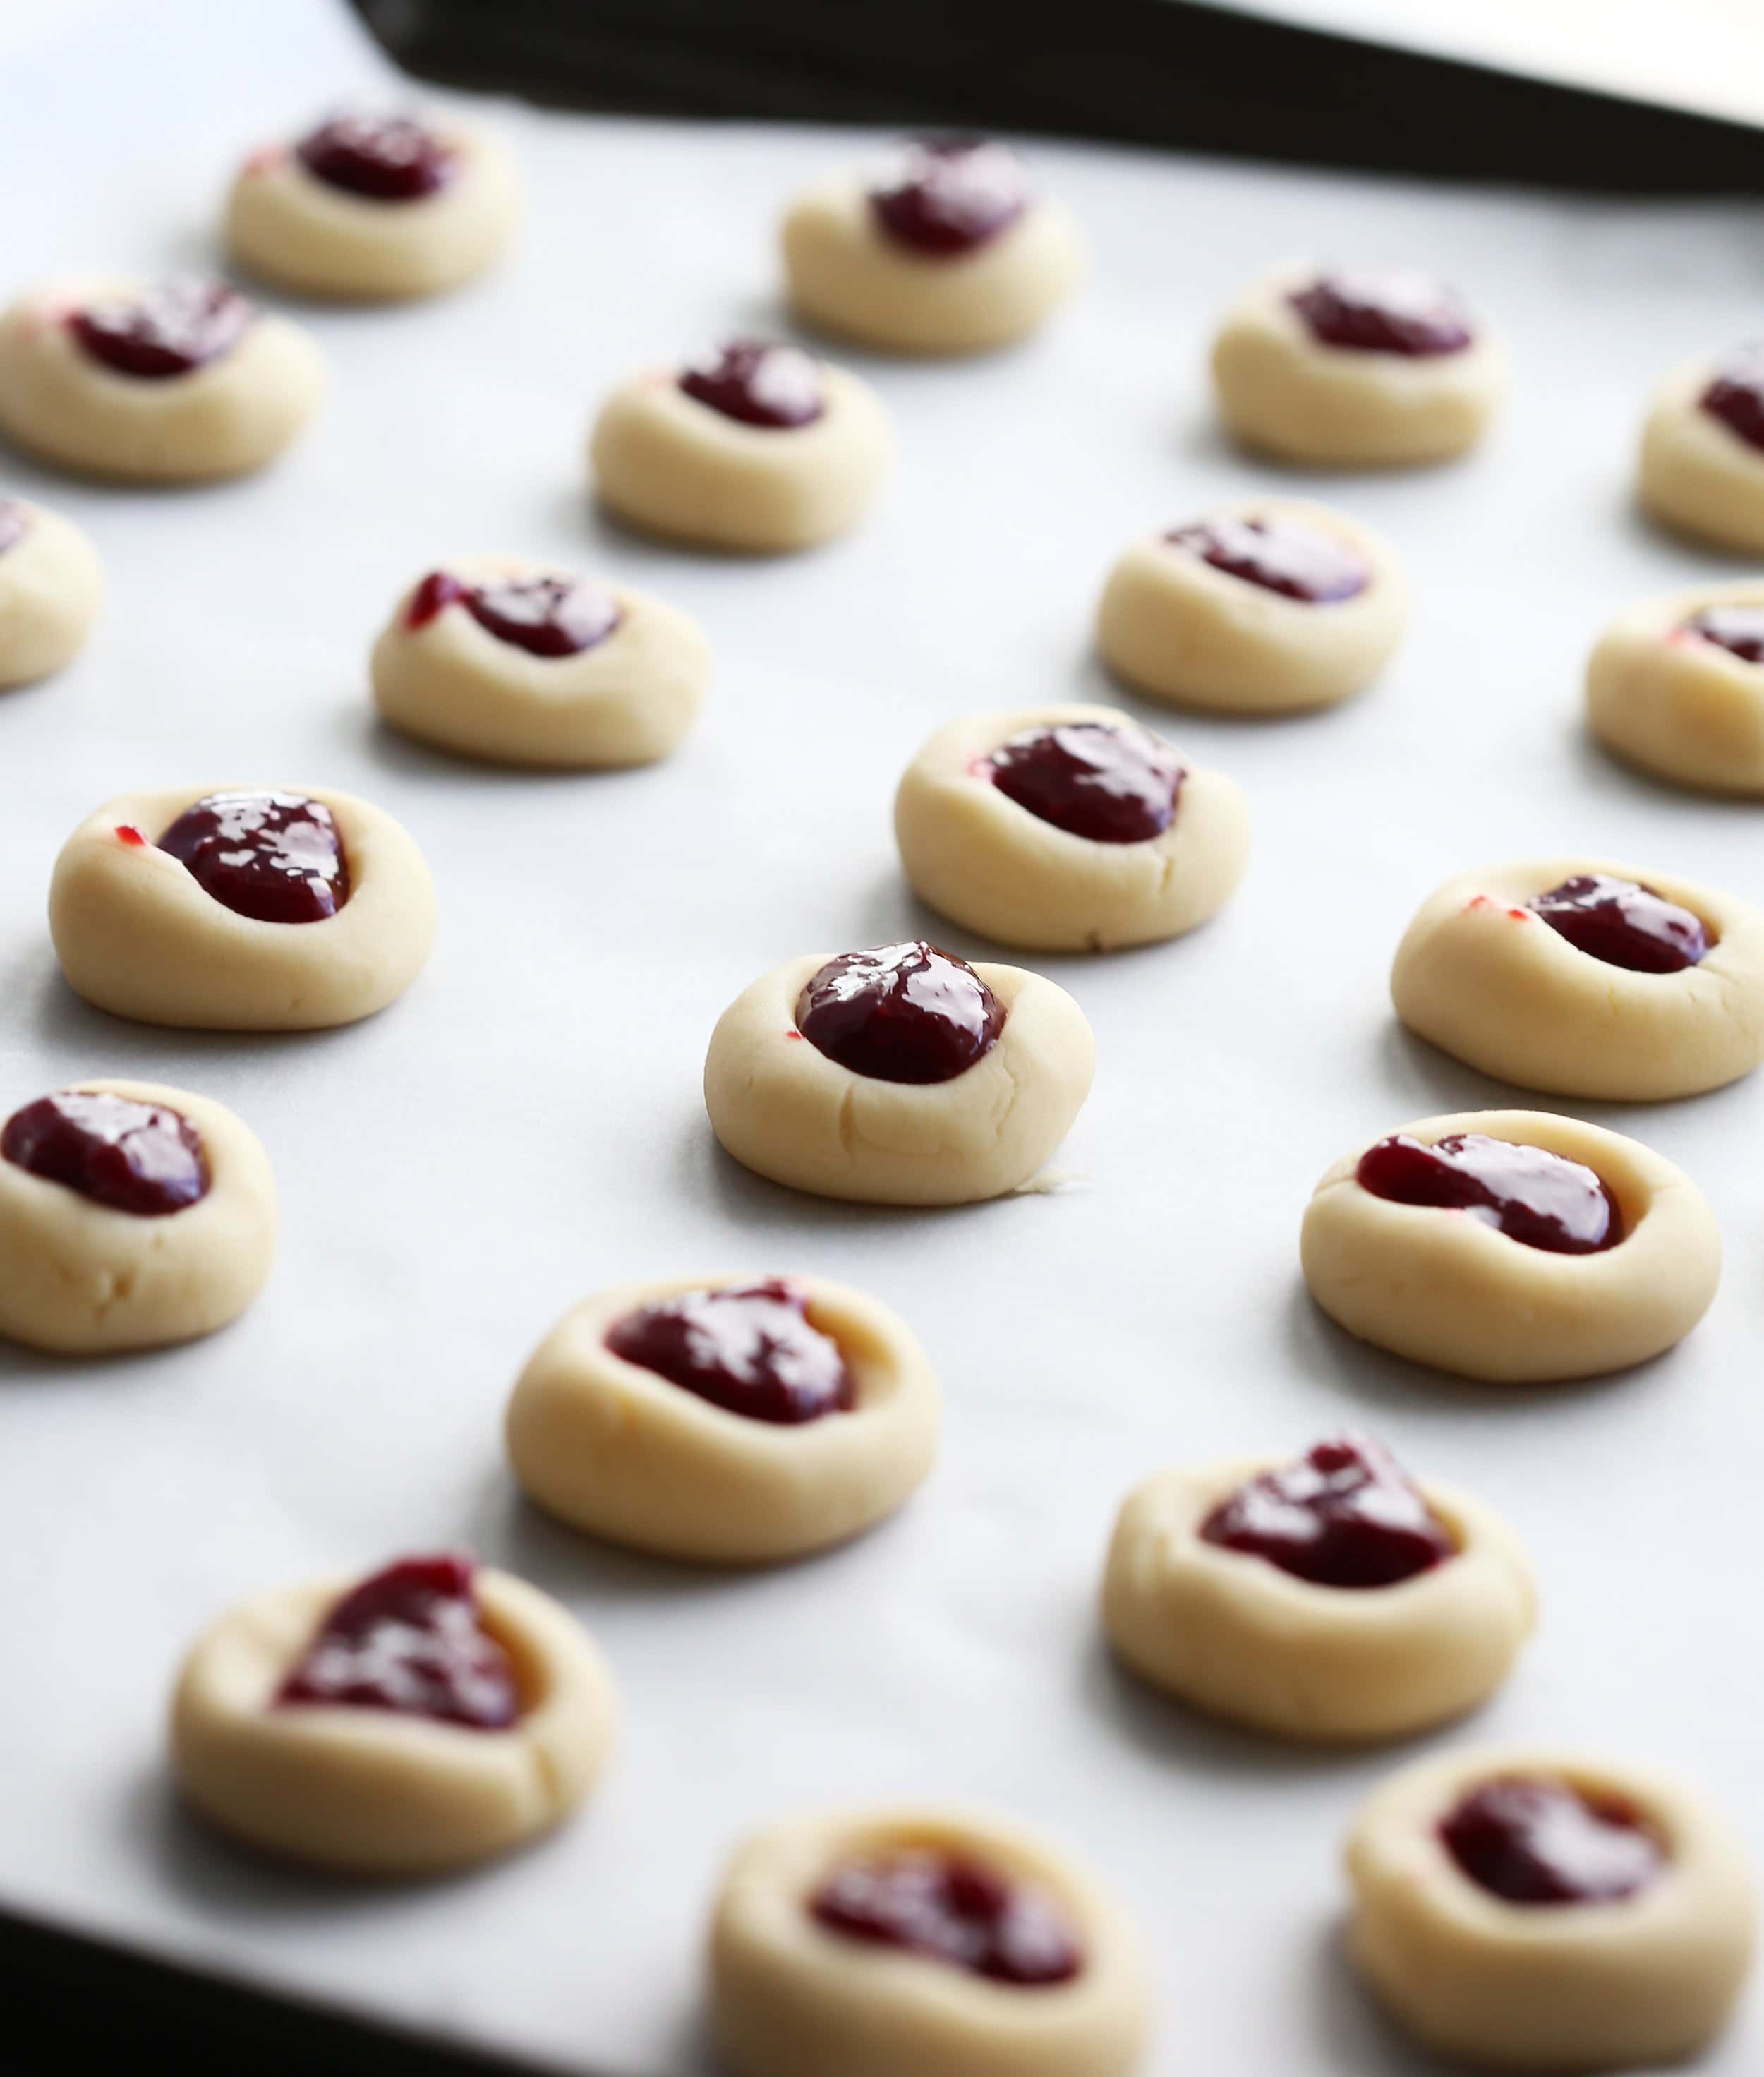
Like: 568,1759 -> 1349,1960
1586,584 -> 1764,795
1639,341 -> 1764,553
0,497 -> 102,687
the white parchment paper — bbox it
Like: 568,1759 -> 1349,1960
3,2 -> 1763,2070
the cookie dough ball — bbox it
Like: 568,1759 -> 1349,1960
1346,1745 -> 1756,2071
588,338 -> 890,553
1638,343 -> 1764,553
1301,1109 -> 1720,1384
0,498 -> 102,688
894,704 -> 1248,951
1102,1433 -> 1535,1742
1095,499 -> 1406,714
0,1079 -> 274,1355
1587,586 -> 1764,793
225,110 -> 520,302
507,1274 -> 939,1563
1211,264 -> 1506,467
370,558 -> 711,768
710,1803 -> 1152,2077
171,1552 -> 615,1877
49,785 -> 436,1031
781,136 -> 1085,356
0,275 -> 324,483
703,940 -> 1094,1205
1390,857 -> 1764,1100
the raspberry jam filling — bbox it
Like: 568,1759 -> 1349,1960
296,114 -> 457,200
405,570 -> 622,657
679,339 -> 824,428
157,790 -> 349,925
606,1279 -> 853,1426
1684,604 -> 1764,665
1441,1778 -> 1665,1906
1526,874 -> 1708,975
869,137 -> 1029,255
0,500 -> 28,556
1700,346 -> 1764,455
811,1850 -> 1082,1985
1166,515 -> 1369,603
1,1090 -> 208,1217
1356,1133 -> 1620,1255
985,720 -> 1183,843
276,1553 -> 518,1730
1288,270 -> 1474,356
68,278 -> 255,380
797,942 -> 1004,1085
1200,1433 -> 1454,1589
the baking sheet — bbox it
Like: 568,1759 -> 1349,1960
4,2 -> 1764,2071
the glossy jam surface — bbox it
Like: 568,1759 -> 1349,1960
68,278 -> 255,380
679,339 -> 823,428
1442,1778 -> 1665,1906
1288,270 -> 1473,356
0,500 -> 28,556
985,721 -> 1183,844
1166,515 -> 1369,603
1684,604 -> 1764,665
1,1090 -> 208,1217
157,790 -> 349,925
405,570 -> 622,657
296,114 -> 457,200
606,1279 -> 853,1426
1357,1132 -> 1619,1255
869,137 -> 1029,255
797,942 -> 1004,1085
276,1553 -> 518,1730
1700,347 -> 1764,455
1527,874 -> 1708,975
1200,1433 -> 1454,1589
811,1850 -> 1082,1985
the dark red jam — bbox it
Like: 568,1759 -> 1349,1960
1166,515 -> 1369,603
1200,1433 -> 1454,1589
405,570 -> 622,657
296,113 -> 457,201
1700,347 -> 1764,455
68,278 -> 255,380
1441,1778 -> 1664,1906
276,1553 -> 518,1730
1288,270 -> 1473,356
811,1850 -> 1082,1985
1,1090 -> 208,1217
606,1279 -> 853,1426
157,790 -> 349,925
1684,604 -> 1764,665
679,340 -> 823,428
985,720 -> 1183,844
1357,1133 -> 1619,1256
797,942 -> 1004,1085
0,499 -> 28,556
1526,874 -> 1708,975
869,137 -> 1029,256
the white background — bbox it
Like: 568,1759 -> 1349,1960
2,1 -> 1763,2072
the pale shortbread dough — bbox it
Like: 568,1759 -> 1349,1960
893,704 -> 1248,951
49,784 -> 437,1030
1586,582 -> 1764,794
370,557 -> 711,767
1101,1455 -> 1535,1742
588,361 -> 891,553
0,277 -> 324,482
1347,1745 -> 1756,2071
225,121 -> 521,301
703,954 -> 1095,1205
710,1805 -> 1152,2077
505,1273 -> 940,1563
1300,1109 -> 1721,1384
0,500 -> 102,687
1390,856 -> 1764,1100
1210,263 -> 1507,466
0,1078 -> 274,1356
1095,499 -> 1406,714
171,1567 -> 616,1877
780,171 -> 1085,355
1638,356 -> 1764,553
